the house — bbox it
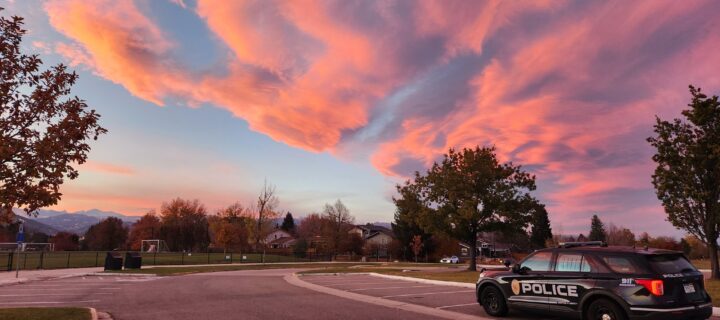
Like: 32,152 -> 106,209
268,237 -> 297,249
459,239 -> 515,259
264,229 -> 293,244
349,224 -> 396,257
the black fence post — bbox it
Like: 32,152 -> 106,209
22,253 -> 27,270
39,252 -> 44,270
181,252 -> 184,265
230,252 -> 233,264
153,251 -> 157,265
7,252 -> 13,272
207,251 -> 210,264
95,252 -> 99,267
66,252 -> 71,268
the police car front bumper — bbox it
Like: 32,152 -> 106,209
628,302 -> 712,320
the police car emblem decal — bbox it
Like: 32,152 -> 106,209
511,280 -> 520,295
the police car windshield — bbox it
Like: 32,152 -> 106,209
646,254 -> 697,274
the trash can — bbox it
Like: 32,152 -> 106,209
104,252 -> 123,271
124,252 -> 142,269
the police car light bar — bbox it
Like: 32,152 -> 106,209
557,241 -> 607,248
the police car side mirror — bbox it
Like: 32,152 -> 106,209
512,264 -> 521,274
503,259 -> 512,267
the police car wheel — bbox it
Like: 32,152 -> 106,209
480,286 -> 508,317
586,299 -> 626,320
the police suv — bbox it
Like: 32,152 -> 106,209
476,241 -> 712,320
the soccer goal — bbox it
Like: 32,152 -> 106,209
141,239 -> 169,253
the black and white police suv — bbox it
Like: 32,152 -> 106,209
476,241 -> 712,320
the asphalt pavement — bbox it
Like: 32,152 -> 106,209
0,269 -> 716,320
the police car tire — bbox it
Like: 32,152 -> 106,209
585,298 -> 626,320
480,286 -> 508,317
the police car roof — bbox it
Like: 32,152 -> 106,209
541,245 -> 682,255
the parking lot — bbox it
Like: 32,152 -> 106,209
0,275 -> 158,309
299,273 -> 560,319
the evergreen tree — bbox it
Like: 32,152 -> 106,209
281,212 -> 295,233
529,204 -> 553,248
588,215 -> 607,242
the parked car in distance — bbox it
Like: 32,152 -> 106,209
440,256 -> 460,264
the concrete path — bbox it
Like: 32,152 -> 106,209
0,267 -> 103,286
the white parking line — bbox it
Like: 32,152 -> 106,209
0,293 -> 113,297
382,290 -> 474,298
325,281 -> 408,287
436,303 -> 478,309
349,285 -> 437,291
4,288 -> 121,291
0,300 -> 101,305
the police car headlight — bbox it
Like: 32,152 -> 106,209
479,272 -> 486,279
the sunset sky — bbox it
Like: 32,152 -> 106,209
3,0 -> 720,237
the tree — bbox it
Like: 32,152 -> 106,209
588,215 -> 607,242
529,204 -> 553,249
606,223 -> 636,246
280,212 -> 295,233
323,199 -> 355,258
407,146 -> 538,271
50,231 -> 79,251
253,181 -> 279,250
159,198 -> 209,251
411,235 -> 423,263
127,211 -> 160,250
293,238 -> 308,258
0,9 -> 106,222
393,182 -> 434,261
83,217 -> 128,251
684,235 -> 708,260
648,86 -> 720,278
577,234 -> 588,242
209,203 -> 253,253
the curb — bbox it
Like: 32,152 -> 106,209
714,307 -> 720,317
94,272 -> 157,277
288,273 -> 491,320
89,308 -> 98,320
368,273 -> 475,289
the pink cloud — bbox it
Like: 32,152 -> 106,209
41,0 -> 720,234
82,161 -> 135,176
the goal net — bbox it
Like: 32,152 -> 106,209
141,239 -> 169,253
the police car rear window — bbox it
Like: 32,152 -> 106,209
646,254 -> 696,274
601,256 -> 641,274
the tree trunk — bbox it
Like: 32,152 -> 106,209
468,237 -> 477,271
709,238 -> 720,279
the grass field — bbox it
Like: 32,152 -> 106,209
299,264 -> 480,283
0,251 -> 313,271
114,263 -> 380,276
0,308 -> 90,320
691,259 -> 711,270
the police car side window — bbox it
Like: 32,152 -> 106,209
521,251 -> 552,271
554,253 -> 593,272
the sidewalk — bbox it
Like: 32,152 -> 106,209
0,267 -> 102,286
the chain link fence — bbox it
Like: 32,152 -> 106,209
1,250 -> 333,271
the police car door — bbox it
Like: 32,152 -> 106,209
543,252 -> 596,313
506,251 -> 552,310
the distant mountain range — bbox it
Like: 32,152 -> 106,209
12,208 -> 139,236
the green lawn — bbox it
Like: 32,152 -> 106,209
691,259 -> 710,270
0,308 -> 90,320
112,263 -> 379,276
